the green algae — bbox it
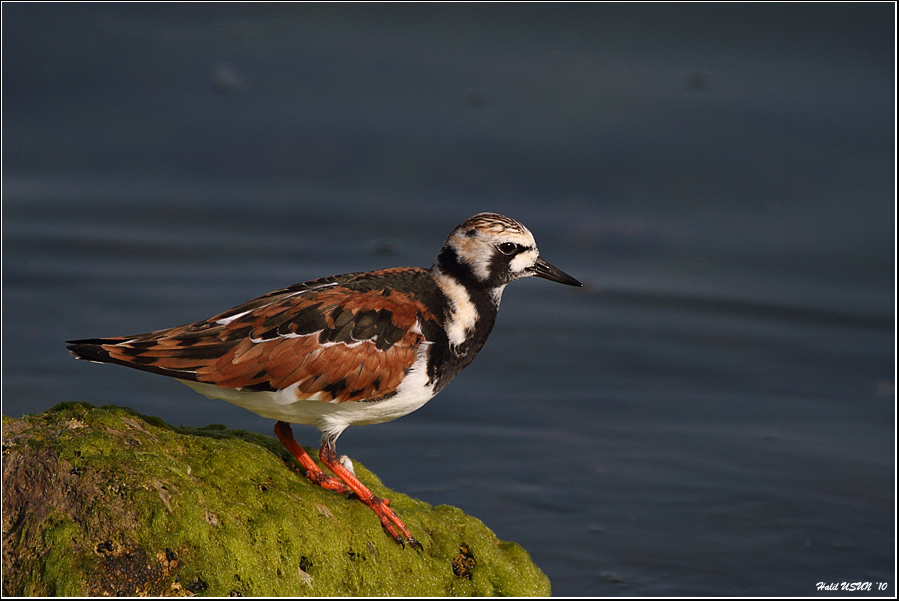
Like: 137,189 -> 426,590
2,402 -> 550,596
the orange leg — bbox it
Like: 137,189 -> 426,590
274,421 -> 351,494
319,434 -> 422,551
274,422 -> 421,550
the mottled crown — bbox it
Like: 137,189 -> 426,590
453,213 -> 531,238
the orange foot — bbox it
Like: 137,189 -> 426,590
319,439 -> 423,550
274,421 -> 422,550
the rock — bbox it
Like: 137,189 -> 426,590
2,402 -> 550,596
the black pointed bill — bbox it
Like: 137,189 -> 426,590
531,256 -> 583,287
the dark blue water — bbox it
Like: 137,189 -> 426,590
3,4 -> 894,596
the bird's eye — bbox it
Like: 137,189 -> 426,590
497,242 -> 518,255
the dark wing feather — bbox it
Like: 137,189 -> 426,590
67,269 -> 445,403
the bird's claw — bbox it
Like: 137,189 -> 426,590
369,495 -> 422,551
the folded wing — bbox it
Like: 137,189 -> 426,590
67,271 -> 442,403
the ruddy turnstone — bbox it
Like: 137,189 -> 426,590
67,212 -> 582,549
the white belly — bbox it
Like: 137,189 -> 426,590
179,349 -> 436,439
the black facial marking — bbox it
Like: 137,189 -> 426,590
436,246 -> 479,287
486,245 -> 534,287
497,242 -> 518,255
429,244 -> 506,391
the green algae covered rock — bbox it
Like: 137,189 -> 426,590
2,402 -> 550,597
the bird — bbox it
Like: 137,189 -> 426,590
67,212 -> 582,549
